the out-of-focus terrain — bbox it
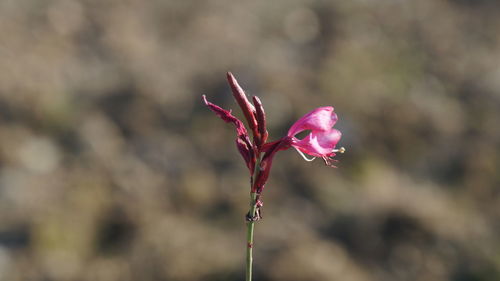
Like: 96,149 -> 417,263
1,0 -> 500,280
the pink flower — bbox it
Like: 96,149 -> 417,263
203,73 -> 344,196
287,107 -> 344,166
251,107 -> 344,193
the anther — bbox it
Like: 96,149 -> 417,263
333,147 -> 345,154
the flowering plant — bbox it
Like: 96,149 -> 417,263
203,73 -> 344,281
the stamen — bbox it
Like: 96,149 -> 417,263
322,156 -> 338,168
332,147 -> 345,154
293,147 -> 316,162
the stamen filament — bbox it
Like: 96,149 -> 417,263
293,147 -> 316,162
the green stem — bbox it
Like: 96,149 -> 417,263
246,192 -> 257,281
246,157 -> 261,281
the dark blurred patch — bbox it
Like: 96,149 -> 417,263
95,208 -> 135,255
205,270 -> 246,281
0,224 -> 31,249
452,261 -> 500,281
322,211 -> 433,262
0,99 -> 17,122
450,0 -> 499,7
381,212 -> 433,246
253,267 -> 274,281
430,153 -> 466,187
97,85 -> 138,138
201,199 -> 235,224
0,97 -> 40,130
54,129 -> 83,156
320,213 -> 377,259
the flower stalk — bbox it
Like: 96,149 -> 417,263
246,191 -> 257,281
203,72 -> 344,281
246,153 -> 262,281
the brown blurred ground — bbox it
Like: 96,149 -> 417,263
0,0 -> 500,280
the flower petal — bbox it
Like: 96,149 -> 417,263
287,107 -> 337,137
227,72 -> 258,137
252,137 -> 292,193
252,95 -> 268,147
202,95 -> 248,137
292,128 -> 341,157
203,95 -> 255,173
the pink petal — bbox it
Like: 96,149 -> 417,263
292,129 -> 341,157
287,107 -> 337,137
252,137 -> 292,193
203,95 -> 255,173
202,95 -> 248,137
226,72 -> 258,135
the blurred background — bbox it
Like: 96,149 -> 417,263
1,0 -> 500,280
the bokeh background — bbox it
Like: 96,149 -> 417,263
1,0 -> 500,280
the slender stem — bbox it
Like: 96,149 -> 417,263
246,192 -> 257,281
246,157 -> 261,281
